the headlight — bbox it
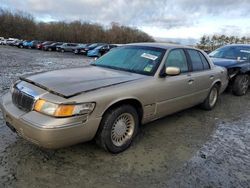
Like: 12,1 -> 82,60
34,99 -> 95,117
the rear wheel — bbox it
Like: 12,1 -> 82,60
96,105 -> 139,153
201,84 -> 219,110
232,74 -> 249,96
74,49 -> 79,54
61,49 -> 65,53
48,48 -> 52,51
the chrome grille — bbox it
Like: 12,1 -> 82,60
12,87 -> 35,112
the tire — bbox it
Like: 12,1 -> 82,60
201,84 -> 219,110
48,48 -> 52,51
232,74 -> 249,96
20,45 -> 23,49
61,49 -> 65,53
96,105 -> 139,153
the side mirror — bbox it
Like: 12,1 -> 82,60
165,67 -> 181,76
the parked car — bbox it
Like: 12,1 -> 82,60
13,40 -> 24,48
23,40 -> 43,49
73,44 -> 90,54
0,43 -> 228,153
43,42 -> 63,51
209,44 -> 250,96
6,38 -> 19,45
0,37 -> 6,45
36,41 -> 54,50
22,40 -> 31,48
80,43 -> 106,55
56,43 -> 79,52
87,44 -> 118,57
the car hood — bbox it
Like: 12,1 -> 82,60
20,66 -> 146,98
211,58 -> 239,68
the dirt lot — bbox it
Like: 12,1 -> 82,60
0,46 -> 249,188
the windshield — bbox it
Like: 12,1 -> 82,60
95,45 -> 104,50
209,46 -> 250,61
92,46 -> 166,76
77,44 -> 86,47
88,43 -> 99,48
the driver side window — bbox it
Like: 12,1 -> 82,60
165,49 -> 188,73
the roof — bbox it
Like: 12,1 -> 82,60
125,42 -> 196,50
223,44 -> 250,47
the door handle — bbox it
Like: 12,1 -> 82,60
188,79 -> 194,84
210,75 -> 215,79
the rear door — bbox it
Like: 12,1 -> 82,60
185,49 -> 215,102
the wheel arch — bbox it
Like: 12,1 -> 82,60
211,80 -> 222,93
101,98 -> 144,123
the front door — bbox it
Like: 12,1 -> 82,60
156,49 -> 196,118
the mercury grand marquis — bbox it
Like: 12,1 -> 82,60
0,43 -> 228,153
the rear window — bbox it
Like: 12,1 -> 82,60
199,52 -> 210,70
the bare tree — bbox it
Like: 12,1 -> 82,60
0,9 -> 154,43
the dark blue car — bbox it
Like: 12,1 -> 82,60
210,44 -> 250,96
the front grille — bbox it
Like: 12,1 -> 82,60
12,88 -> 35,112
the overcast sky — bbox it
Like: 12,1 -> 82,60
1,0 -> 250,41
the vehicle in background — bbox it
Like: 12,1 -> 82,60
56,43 -> 79,52
73,44 -> 90,54
22,40 -> 31,48
0,37 -> 6,45
209,44 -> 250,96
13,40 -> 24,48
0,43 -> 228,153
36,41 -> 54,50
23,40 -> 43,49
43,42 -> 63,51
87,44 -> 118,57
6,38 -> 19,45
80,43 -> 106,55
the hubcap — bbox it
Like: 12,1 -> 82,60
209,87 -> 218,107
241,76 -> 249,94
111,113 -> 135,147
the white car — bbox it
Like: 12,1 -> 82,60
0,37 -> 6,45
6,38 -> 19,45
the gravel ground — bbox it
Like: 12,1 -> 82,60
0,46 -> 249,188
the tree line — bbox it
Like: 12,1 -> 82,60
197,35 -> 250,51
0,9 -> 154,43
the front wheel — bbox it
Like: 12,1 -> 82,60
232,74 -> 249,96
201,85 -> 219,110
96,105 -> 139,153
